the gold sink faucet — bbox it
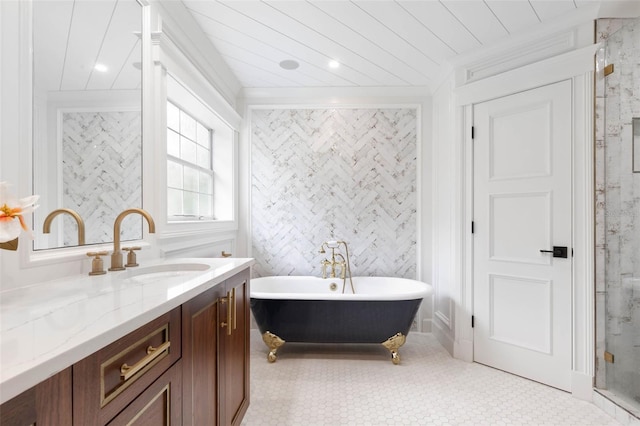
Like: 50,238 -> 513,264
109,208 -> 155,271
43,208 -> 85,245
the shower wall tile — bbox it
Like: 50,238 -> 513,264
597,19 -> 627,43
251,108 -> 417,279
62,111 -> 142,245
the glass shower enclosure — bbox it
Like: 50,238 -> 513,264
595,17 -> 640,418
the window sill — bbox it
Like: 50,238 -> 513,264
157,221 -> 237,256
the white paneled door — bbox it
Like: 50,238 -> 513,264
473,80 -> 572,391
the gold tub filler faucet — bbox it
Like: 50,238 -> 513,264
318,240 -> 355,294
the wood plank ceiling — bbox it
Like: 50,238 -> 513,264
33,0 -> 141,93
183,0 -> 595,91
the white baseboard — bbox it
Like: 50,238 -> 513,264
421,318 -> 432,333
571,371 -> 594,401
433,319 -> 455,357
453,338 -> 473,362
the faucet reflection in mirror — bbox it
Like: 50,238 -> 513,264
0,182 -> 39,251
43,208 -> 85,246
109,208 -> 155,271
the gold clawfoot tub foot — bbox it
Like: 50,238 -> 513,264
262,331 -> 285,363
381,332 -> 406,365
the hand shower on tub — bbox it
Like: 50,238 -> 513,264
318,240 -> 355,294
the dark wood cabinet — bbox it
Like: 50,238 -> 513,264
0,367 -> 72,426
182,283 -> 225,425
182,268 -> 250,426
0,268 -> 251,426
220,269 -> 250,426
106,360 -> 182,426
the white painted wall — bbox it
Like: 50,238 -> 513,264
430,75 -> 459,355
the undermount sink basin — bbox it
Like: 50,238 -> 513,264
124,262 -> 211,283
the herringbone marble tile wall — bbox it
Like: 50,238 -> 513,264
62,111 -> 142,246
251,108 -> 417,278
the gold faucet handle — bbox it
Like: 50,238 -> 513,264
321,259 -> 331,279
339,261 -> 346,279
123,246 -> 141,267
86,251 -> 108,276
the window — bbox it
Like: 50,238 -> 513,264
165,74 -> 235,225
167,101 -> 214,220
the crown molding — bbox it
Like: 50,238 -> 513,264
451,4 -> 598,87
460,29 -> 580,85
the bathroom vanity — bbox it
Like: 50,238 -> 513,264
0,257 -> 253,426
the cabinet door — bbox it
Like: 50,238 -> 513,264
221,269 -> 250,426
0,367 -> 72,426
107,360 -> 182,426
182,284 -> 225,425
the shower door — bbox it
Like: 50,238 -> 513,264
599,17 -> 640,414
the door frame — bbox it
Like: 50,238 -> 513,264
454,44 -> 598,399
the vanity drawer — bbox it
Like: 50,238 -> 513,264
73,307 -> 182,425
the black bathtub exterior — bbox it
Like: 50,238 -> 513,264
250,298 -> 422,343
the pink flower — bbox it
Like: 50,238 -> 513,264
0,182 -> 39,243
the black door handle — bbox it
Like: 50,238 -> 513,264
540,246 -> 568,258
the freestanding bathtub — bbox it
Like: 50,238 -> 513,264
250,276 -> 433,364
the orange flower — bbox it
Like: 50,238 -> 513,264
0,182 -> 39,243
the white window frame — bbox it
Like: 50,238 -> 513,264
150,31 -> 241,250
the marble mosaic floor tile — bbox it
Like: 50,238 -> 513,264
242,330 -> 622,426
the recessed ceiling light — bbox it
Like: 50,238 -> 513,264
279,60 -> 299,70
328,60 -> 340,69
94,63 -> 108,73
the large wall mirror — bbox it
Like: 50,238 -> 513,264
32,0 -> 143,250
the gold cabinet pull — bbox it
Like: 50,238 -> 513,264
221,251 -> 232,257
220,291 -> 233,336
225,290 -> 232,336
120,341 -> 171,381
231,287 -> 237,331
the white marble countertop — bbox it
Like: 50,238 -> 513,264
0,257 -> 254,404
